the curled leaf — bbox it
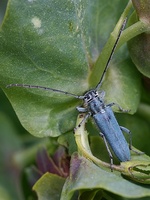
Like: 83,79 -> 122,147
121,160 -> 150,184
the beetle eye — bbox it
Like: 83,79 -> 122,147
83,95 -> 88,101
84,96 -> 87,101
94,91 -> 98,97
84,93 -> 93,102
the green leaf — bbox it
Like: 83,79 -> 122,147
61,153 -> 150,199
58,131 -> 77,155
101,58 -> 141,113
0,0 -> 89,137
33,172 -> 65,200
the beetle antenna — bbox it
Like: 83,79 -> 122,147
95,18 -> 127,90
6,84 -> 84,99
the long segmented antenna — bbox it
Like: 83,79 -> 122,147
6,84 -> 84,99
95,18 -> 127,90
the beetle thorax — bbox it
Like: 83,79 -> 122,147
83,90 -> 105,114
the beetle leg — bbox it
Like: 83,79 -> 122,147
99,132 -> 113,171
107,102 -> 130,113
76,106 -> 87,113
120,126 -> 144,155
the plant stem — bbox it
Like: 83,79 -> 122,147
89,0 -> 133,87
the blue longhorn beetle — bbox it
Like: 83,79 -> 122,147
7,18 -> 140,167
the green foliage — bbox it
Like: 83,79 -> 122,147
33,173 -> 65,200
0,0 -> 150,199
61,154 -> 150,200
